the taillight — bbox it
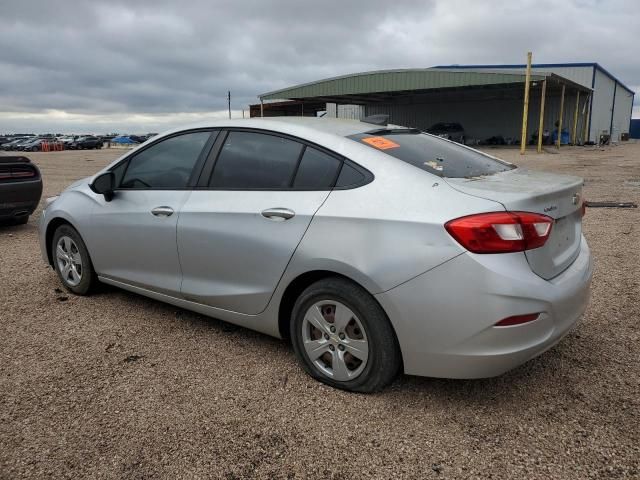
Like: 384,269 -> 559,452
445,211 -> 553,254
0,166 -> 36,181
11,169 -> 35,178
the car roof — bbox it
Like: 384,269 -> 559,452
158,116 -> 398,140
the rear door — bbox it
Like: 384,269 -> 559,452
177,129 -> 343,315
87,130 -> 216,295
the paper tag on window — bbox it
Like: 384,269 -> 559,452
361,136 -> 400,150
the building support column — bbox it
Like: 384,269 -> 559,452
582,93 -> 591,144
537,79 -> 547,153
520,52 -> 532,155
260,99 -> 264,117
571,91 -> 580,145
557,84 -> 566,148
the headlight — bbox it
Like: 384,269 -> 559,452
44,196 -> 59,209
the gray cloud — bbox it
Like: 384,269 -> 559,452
1,0 -> 638,132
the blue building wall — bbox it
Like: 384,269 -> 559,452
630,119 -> 640,139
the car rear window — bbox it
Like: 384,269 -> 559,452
347,130 -> 515,178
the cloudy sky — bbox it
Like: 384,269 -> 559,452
1,0 -> 638,133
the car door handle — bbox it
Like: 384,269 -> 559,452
261,207 -> 295,221
151,206 -> 174,217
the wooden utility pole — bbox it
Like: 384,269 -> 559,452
227,91 -> 231,119
520,51 -> 533,155
537,79 -> 547,153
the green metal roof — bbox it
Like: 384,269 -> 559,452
259,68 -> 589,102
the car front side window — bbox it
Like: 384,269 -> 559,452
119,131 -> 212,189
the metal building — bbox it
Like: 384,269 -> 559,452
256,63 -> 634,146
435,63 -> 635,143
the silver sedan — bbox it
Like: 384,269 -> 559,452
39,117 -> 592,392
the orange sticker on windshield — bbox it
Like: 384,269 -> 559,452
361,136 -> 400,150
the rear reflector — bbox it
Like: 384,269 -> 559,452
494,313 -> 540,327
445,211 -> 554,254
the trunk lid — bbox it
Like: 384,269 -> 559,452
445,168 -> 584,280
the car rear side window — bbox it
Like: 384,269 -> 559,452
348,131 -> 515,178
293,147 -> 341,189
210,131 -> 303,189
120,131 -> 211,189
335,162 -> 366,188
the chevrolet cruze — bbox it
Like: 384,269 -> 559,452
39,117 -> 592,392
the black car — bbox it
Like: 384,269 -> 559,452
0,156 -> 43,225
71,136 -> 103,149
426,122 -> 466,144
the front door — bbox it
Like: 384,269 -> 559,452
86,130 -> 215,295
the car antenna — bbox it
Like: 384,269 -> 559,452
361,114 -> 389,126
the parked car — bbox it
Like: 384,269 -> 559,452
0,156 -> 43,225
39,117 -> 592,392
19,138 -> 56,152
12,138 -> 42,151
1,138 -> 29,151
426,122 -> 466,143
57,136 -> 77,146
71,136 -> 103,149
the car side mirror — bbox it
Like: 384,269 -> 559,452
90,171 -> 115,202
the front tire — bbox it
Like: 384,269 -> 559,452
51,224 -> 96,295
290,277 -> 401,393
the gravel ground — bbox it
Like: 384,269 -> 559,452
1,144 -> 639,479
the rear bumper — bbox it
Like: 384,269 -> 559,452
0,178 -> 42,221
376,236 -> 593,378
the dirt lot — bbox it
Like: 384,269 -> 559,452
1,143 -> 639,479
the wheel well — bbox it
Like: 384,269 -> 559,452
45,218 -> 73,266
277,270 -> 376,341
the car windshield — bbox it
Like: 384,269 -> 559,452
347,129 -> 515,178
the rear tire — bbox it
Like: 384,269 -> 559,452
51,224 -> 96,295
290,277 -> 401,393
